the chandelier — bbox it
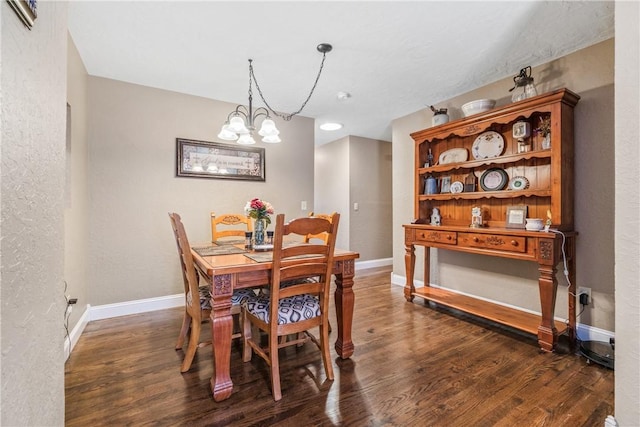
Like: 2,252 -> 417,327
217,43 -> 333,145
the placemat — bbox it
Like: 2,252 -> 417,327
212,239 -> 245,246
193,245 -> 247,257
243,252 -> 318,263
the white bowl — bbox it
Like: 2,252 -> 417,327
461,99 -> 496,117
525,218 -> 545,231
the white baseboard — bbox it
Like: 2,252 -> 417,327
90,293 -> 184,321
356,257 -> 392,270
390,273 -> 614,344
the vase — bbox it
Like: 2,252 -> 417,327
542,134 -> 551,150
254,218 -> 266,246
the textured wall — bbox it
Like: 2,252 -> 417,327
391,40 -> 615,330
64,34 -> 89,333
1,1 -> 68,425
86,76 -> 314,305
614,2 -> 640,424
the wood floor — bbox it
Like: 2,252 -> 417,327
65,267 -> 613,426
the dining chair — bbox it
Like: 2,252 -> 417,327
169,212 -> 255,373
211,212 -> 252,242
241,212 -> 340,401
303,211 -> 336,244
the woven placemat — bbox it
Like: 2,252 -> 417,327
243,252 -> 318,263
193,245 -> 247,257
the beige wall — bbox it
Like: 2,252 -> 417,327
315,136 -> 350,250
86,77 -> 315,305
349,136 -> 392,261
1,1 -> 68,425
614,2 -> 640,424
315,136 -> 392,261
65,34 -> 90,333
392,40 -> 615,331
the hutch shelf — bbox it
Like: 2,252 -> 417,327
403,88 -> 580,351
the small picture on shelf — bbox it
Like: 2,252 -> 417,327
440,176 -> 451,193
506,205 -> 528,229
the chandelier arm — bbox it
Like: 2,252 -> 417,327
250,51 -> 328,121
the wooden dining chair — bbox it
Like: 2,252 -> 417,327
241,212 -> 340,401
169,212 -> 255,372
211,212 -> 253,242
303,211 -> 336,244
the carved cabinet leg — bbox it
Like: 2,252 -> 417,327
537,239 -> 559,352
404,243 -> 416,302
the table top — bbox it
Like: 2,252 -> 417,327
191,242 -> 359,277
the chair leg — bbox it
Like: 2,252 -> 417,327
180,320 -> 201,373
269,331 -> 282,401
175,311 -> 192,350
320,320 -> 334,381
242,310 -> 253,362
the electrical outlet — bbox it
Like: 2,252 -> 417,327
578,287 -> 591,305
301,201 -> 307,211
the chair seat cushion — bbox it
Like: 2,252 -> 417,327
198,287 -> 256,311
243,294 -> 320,325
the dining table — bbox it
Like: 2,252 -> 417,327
190,241 -> 360,402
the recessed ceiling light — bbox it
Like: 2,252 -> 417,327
319,122 -> 343,131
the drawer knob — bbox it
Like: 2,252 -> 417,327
446,235 -> 452,240
511,240 -> 518,246
473,237 -> 479,242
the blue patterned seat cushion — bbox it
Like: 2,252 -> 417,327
198,287 -> 256,311
243,294 -> 321,325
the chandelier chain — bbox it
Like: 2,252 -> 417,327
249,52 -> 328,121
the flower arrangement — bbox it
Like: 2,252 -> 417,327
244,198 -> 274,225
535,116 -> 551,137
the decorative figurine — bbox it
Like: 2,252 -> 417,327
471,206 -> 483,228
430,207 -> 441,226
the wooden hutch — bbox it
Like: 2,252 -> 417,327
403,88 -> 579,351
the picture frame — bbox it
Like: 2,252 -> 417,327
506,205 -> 528,229
176,138 -> 265,181
440,176 -> 451,193
8,0 -> 37,29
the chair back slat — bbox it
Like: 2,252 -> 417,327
211,212 -> 253,242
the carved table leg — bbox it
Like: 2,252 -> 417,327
210,274 -> 234,401
537,256 -> 559,352
404,242 -> 416,302
334,259 -> 355,359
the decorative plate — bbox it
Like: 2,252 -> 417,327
479,168 -> 509,191
471,131 -> 505,159
508,176 -> 530,191
450,181 -> 464,194
438,148 -> 468,165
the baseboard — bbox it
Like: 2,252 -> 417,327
390,272 -> 614,344
356,257 -> 392,270
90,293 -> 184,321
64,304 -> 91,360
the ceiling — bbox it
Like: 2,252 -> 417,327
67,1 -> 614,146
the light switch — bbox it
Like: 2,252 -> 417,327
354,202 -> 359,211
301,201 -> 307,211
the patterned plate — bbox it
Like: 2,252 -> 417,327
472,131 -> 505,159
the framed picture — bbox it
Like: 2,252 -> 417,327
8,0 -> 37,29
506,205 -> 528,229
176,138 -> 265,181
440,176 -> 451,193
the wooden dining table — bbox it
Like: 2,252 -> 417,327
190,243 -> 360,402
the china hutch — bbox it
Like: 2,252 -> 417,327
403,88 -> 580,351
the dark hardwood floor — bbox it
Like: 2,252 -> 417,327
65,267 -> 613,426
